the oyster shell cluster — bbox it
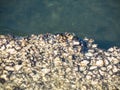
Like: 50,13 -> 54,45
0,33 -> 120,90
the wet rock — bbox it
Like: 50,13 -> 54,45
0,78 -> 6,84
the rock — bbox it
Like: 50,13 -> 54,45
108,48 -> 114,52
0,45 -> 6,50
112,58 -> 119,64
92,44 -> 97,48
112,66 -> 118,73
90,66 -> 97,70
5,66 -> 14,71
14,65 -> 22,71
101,67 -> 106,71
73,40 -> 80,45
107,65 -> 113,70
6,48 -> 16,54
104,59 -> 109,66
80,60 -> 89,66
85,52 -> 93,57
96,60 -> 104,67
41,69 -> 50,75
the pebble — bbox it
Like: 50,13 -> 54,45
6,48 -> 16,54
101,67 -> 106,71
5,66 -> 14,71
80,60 -> 89,66
73,40 -> 80,45
90,66 -> 97,70
0,45 -> 6,50
92,44 -> 97,48
104,59 -> 109,66
99,70 -> 105,75
85,52 -> 93,57
86,75 -> 92,80
95,60 -> 104,67
112,66 -> 118,73
112,57 -> 119,64
41,69 -> 50,75
108,47 -> 114,52
14,65 -> 22,71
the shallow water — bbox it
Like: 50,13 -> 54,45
0,0 -> 120,49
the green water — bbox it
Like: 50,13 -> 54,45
0,0 -> 120,49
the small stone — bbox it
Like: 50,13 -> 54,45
18,60 -> 22,65
101,67 -> 106,71
0,74 -> 7,80
66,68 -> 71,73
73,40 -> 80,45
92,44 -> 97,48
0,35 -> 6,38
112,66 -> 118,73
86,75 -> 92,80
104,52 -> 110,56
80,60 -> 89,66
108,48 -> 114,52
14,65 -> 22,71
112,58 -> 119,64
6,48 -> 16,54
81,85 -> 87,90
88,49 -> 95,53
0,45 -> 5,50
73,67 -> 78,72
13,86 -> 23,90
96,60 -> 104,67
91,80 -> 98,85
41,69 -> 50,74
80,67 -> 86,71
90,66 -> 97,70
99,70 -> 105,75
109,70 -> 113,75
85,52 -> 93,57
0,78 -> 6,84
15,46 -> 21,50
5,66 -> 14,71
107,65 -> 113,70
104,59 -> 109,66
54,50 -> 58,55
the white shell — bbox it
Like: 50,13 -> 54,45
14,65 -> 22,71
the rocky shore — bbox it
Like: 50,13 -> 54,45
0,33 -> 120,90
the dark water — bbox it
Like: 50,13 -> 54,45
0,0 -> 120,49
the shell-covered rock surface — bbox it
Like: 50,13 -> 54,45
0,33 -> 120,90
